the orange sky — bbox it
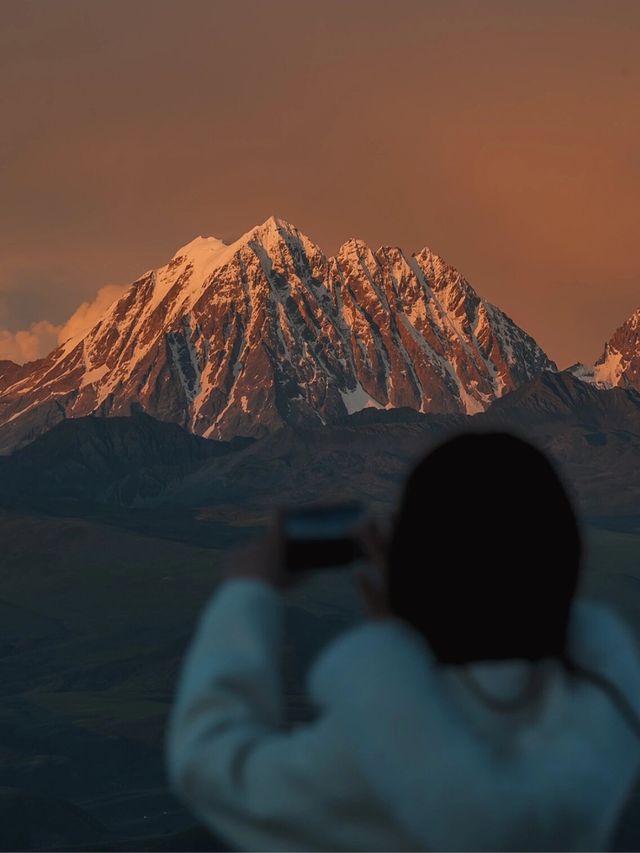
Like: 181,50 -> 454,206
1,0 -> 639,367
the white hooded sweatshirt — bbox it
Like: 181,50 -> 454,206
166,579 -> 640,851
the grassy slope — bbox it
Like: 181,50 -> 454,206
0,508 -> 359,848
0,509 -> 226,845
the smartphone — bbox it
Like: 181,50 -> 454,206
283,502 -> 365,571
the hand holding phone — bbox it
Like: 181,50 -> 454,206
282,502 -> 366,572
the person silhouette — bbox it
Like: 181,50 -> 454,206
167,431 -> 640,851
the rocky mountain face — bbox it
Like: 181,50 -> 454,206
0,217 -> 554,454
569,307 -> 640,390
592,308 -> 640,389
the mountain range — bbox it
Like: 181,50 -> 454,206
0,217 -> 555,453
0,215 -> 638,484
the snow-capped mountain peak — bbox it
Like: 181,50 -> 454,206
566,305 -> 640,392
172,234 -> 228,260
0,219 -> 555,453
592,307 -> 640,389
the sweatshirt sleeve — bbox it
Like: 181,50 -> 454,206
165,579 -> 373,852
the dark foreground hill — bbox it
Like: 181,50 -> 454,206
0,407 -> 252,508
1,369 -> 639,519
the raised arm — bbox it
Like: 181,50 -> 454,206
165,564 -> 397,852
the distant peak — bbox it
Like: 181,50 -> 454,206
215,215 -> 301,253
250,215 -> 299,240
414,245 -> 448,265
165,217 -> 319,283
376,244 -> 404,255
170,216 -> 302,263
608,306 -> 640,334
263,214 -> 293,230
336,237 -> 373,258
172,234 -> 228,259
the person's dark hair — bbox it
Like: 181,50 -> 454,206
387,432 -> 581,664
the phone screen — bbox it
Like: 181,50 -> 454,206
283,503 -> 365,571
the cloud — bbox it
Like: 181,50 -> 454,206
0,284 -> 127,364
57,284 -> 126,344
0,320 -> 61,364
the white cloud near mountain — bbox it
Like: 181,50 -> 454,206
0,284 -> 126,364
0,320 -> 60,363
58,284 -> 126,344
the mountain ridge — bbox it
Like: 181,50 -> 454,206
0,217 -> 556,453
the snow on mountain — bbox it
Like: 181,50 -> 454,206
0,216 -> 556,453
569,308 -> 640,392
593,308 -> 640,389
